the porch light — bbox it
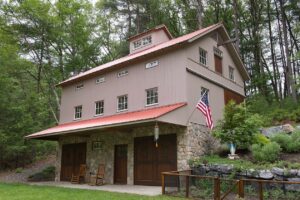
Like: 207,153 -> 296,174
154,122 -> 159,148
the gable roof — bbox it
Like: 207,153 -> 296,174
127,24 -> 173,41
26,102 -> 186,140
58,23 -> 249,87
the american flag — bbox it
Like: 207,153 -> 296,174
196,92 -> 213,129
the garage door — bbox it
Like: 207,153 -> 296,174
134,134 -> 177,186
60,143 -> 86,181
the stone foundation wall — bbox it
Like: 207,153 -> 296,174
55,122 -> 218,184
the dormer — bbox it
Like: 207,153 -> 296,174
128,24 -> 173,54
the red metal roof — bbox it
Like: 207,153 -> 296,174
127,24 -> 173,41
26,102 -> 187,139
58,23 -> 222,86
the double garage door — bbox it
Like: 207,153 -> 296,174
134,134 -> 177,186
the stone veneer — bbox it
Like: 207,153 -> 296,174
55,122 -> 219,184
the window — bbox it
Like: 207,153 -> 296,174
133,40 -> 142,49
201,87 -> 209,97
145,60 -> 159,69
117,70 -> 128,78
74,105 -> 82,119
142,36 -> 152,45
133,35 -> 152,50
95,100 -> 104,115
229,66 -> 235,81
213,47 -> 223,58
75,83 -> 84,90
146,88 -> 158,105
118,95 -> 128,111
199,48 -> 207,66
96,77 -> 105,84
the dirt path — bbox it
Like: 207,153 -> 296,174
0,155 -> 56,183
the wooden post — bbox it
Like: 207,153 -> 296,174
162,173 -> 165,195
259,181 -> 263,200
214,178 -> 220,200
238,180 -> 244,198
185,175 -> 190,198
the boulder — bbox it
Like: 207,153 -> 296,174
218,164 -> 234,174
258,170 -> 273,179
271,167 -> 284,176
261,124 -> 295,137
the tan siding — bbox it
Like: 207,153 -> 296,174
184,34 -> 244,86
59,49 -> 186,124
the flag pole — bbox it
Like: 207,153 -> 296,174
186,90 -> 208,126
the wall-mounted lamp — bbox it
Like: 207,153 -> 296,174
154,122 -> 159,148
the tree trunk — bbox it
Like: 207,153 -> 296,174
232,0 -> 240,54
267,0 -> 279,100
279,0 -> 297,102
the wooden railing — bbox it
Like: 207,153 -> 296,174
161,170 -> 300,200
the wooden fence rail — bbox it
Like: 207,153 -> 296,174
161,170 -> 300,200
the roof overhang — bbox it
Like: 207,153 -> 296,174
25,102 -> 187,140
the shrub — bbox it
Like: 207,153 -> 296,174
254,134 -> 270,145
213,101 -> 263,149
15,167 -> 23,173
270,133 -> 291,151
271,131 -> 300,153
251,142 -> 281,163
28,166 -> 55,182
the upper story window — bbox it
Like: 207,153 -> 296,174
229,66 -> 235,81
146,87 -> 158,106
145,60 -> 159,69
96,77 -> 105,84
95,100 -> 104,115
201,87 -> 209,97
199,48 -> 207,66
74,105 -> 82,119
117,95 -> 128,112
117,70 -> 128,78
142,36 -> 152,46
214,47 -> 223,58
75,83 -> 84,90
133,35 -> 152,50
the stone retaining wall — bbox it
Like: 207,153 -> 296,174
192,164 -> 300,191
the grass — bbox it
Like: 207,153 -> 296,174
0,183 -> 182,200
190,155 -> 300,170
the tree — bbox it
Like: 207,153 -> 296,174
213,101 -> 263,149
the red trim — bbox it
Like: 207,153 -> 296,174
128,24 -> 173,41
26,102 -> 187,139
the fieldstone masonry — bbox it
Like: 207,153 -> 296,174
55,122 -> 219,184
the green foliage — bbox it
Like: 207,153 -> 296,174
247,95 -> 300,125
271,131 -> 300,153
190,155 -> 300,171
28,166 -> 55,182
251,142 -> 281,163
213,101 -> 263,149
15,168 -> 23,173
254,134 -> 270,145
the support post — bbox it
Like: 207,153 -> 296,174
185,175 -> 190,198
238,180 -> 244,198
214,177 -> 220,200
162,173 -> 165,195
259,181 -> 263,200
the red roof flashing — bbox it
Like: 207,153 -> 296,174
26,102 -> 187,139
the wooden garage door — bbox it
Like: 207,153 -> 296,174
134,134 -> 177,186
60,143 -> 86,181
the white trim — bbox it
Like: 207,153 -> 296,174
145,103 -> 159,107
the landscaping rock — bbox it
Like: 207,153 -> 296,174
288,169 -> 298,176
258,170 -> 273,179
218,164 -> 233,174
271,167 -> 284,176
261,124 -> 295,137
